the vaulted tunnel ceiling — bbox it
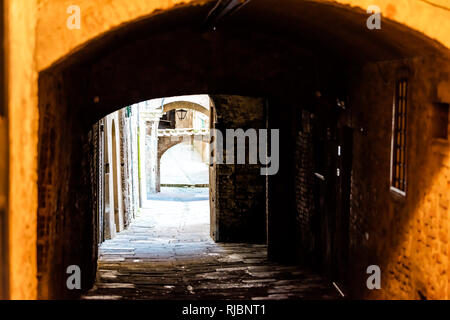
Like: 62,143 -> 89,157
41,0 -> 450,124
47,0 -> 448,70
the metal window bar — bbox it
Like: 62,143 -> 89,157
392,79 -> 408,192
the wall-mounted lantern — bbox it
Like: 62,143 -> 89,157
176,109 -> 188,120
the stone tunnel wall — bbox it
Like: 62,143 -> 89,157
346,56 -> 450,299
288,54 -> 450,299
210,95 -> 267,243
294,110 -> 317,263
35,0 -> 450,73
37,70 -> 97,299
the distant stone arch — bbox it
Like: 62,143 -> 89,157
162,101 -> 209,117
156,135 -> 204,191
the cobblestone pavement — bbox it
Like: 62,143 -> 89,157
83,188 -> 340,300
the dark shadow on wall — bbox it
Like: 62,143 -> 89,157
0,0 -> 9,301
37,70 -> 97,299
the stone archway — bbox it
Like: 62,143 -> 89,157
163,101 -> 209,117
156,130 -> 210,191
154,99 -> 210,192
5,0 -> 448,300
35,0 -> 450,73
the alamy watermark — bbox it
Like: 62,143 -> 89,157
366,5 -> 381,30
66,265 -> 81,290
170,128 -> 279,175
67,4 -> 383,31
366,265 -> 381,290
67,5 -> 81,30
203,128 -> 280,176
210,128 -> 279,176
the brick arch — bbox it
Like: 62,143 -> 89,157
31,0 -> 450,301
37,0 -> 450,72
156,134 -> 209,191
163,101 -> 209,117
158,136 -> 189,161
37,0 -> 450,125
157,100 -> 210,191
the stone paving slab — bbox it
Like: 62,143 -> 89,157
83,190 -> 340,300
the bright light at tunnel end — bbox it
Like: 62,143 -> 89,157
209,128 -> 280,175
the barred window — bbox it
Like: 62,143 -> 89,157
391,79 -> 408,194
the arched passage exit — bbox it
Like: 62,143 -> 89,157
30,0 -> 450,300
155,98 -> 211,192
159,140 -> 209,186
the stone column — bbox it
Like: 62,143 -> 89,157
119,109 -> 131,228
129,106 -> 139,218
140,104 -> 162,199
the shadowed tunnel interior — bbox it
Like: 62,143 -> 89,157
4,0 -> 448,300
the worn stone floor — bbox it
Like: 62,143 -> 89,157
83,188 -> 340,300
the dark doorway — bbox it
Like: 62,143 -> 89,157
311,108 -> 352,287
333,127 -> 352,285
312,130 -> 334,272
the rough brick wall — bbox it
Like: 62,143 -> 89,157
287,55 -> 450,299
210,95 -> 267,243
346,56 -> 450,299
294,110 -> 316,261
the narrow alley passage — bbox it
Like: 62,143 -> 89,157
83,188 -> 339,300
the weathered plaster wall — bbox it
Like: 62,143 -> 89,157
175,110 -> 194,129
294,110 -> 317,264
6,0 -> 38,300
103,112 -> 124,236
145,120 -> 159,195
337,0 -> 450,49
